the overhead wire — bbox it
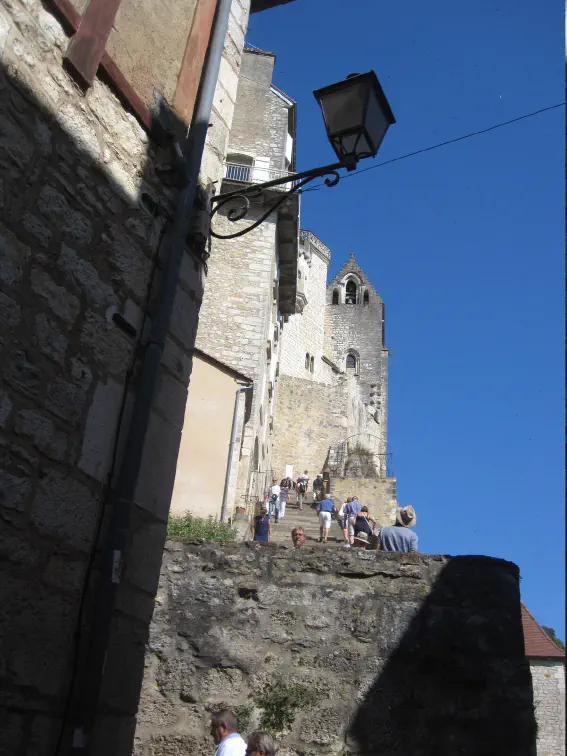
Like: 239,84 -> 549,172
299,102 -> 565,194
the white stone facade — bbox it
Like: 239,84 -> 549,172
279,232 -> 331,382
531,660 -> 566,756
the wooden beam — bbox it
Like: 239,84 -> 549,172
65,0 -> 123,88
173,0 -> 218,127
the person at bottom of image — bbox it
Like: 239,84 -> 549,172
211,710 -> 246,756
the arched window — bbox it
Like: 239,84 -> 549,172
345,279 -> 357,304
305,353 -> 310,370
310,356 -> 315,373
363,290 -> 369,305
332,289 -> 339,305
346,353 -> 357,372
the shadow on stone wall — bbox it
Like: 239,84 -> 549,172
0,21 -> 202,750
347,556 -> 538,756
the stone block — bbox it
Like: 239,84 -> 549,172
43,554 -> 87,592
78,378 -> 124,483
0,574 -> 75,698
162,337 -> 193,384
33,313 -> 68,364
30,267 -> 80,323
0,524 -> 41,566
155,373 -> 188,429
45,377 -> 87,425
89,714 -> 137,756
80,310 -> 133,378
169,285 -> 200,350
98,615 -> 148,714
0,105 -> 33,178
21,212 -> 53,248
0,709 -> 24,755
0,221 -> 31,285
123,517 -> 167,596
0,469 -> 33,512
3,350 -> 42,398
106,229 -> 151,302
0,390 -> 12,428
14,408 -> 67,461
70,358 -> 93,390
58,243 -> 115,308
38,185 -> 93,245
57,102 -> 101,162
135,410 -> 182,522
0,291 -> 20,343
32,470 -> 98,550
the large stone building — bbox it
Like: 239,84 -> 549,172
171,47 -> 300,518
271,242 -> 397,521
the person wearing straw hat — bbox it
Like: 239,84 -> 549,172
377,506 -> 418,553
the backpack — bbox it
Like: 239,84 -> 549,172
298,480 -> 307,493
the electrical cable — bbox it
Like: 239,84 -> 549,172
299,102 -> 565,194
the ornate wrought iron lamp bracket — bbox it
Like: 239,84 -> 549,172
209,157 -> 356,240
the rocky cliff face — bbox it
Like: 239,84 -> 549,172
134,541 -> 537,756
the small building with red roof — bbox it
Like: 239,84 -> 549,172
521,603 -> 565,756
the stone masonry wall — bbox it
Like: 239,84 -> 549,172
0,0 -> 250,752
196,208 -> 279,510
279,241 -> 330,383
271,373 -> 386,481
227,50 -> 290,171
134,541 -> 537,756
530,661 -> 566,756
332,477 -> 397,527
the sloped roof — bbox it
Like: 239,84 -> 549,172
327,252 -> 379,296
521,603 -> 565,660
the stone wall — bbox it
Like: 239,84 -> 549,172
332,477 -> 397,527
279,233 -> 331,382
227,49 -> 291,171
530,661 -> 566,756
196,208 -> 279,510
271,373 -> 390,481
0,0 -> 250,752
134,541 -> 537,756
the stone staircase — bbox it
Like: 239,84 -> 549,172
269,490 -> 346,546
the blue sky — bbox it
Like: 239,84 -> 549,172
248,0 -> 565,637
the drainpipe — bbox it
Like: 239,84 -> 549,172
220,384 -> 253,522
68,0 -> 234,750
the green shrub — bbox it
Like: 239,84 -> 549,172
253,681 -> 319,733
167,512 -> 238,541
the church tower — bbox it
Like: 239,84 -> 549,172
325,252 -> 388,440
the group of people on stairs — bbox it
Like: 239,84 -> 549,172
251,476 -> 418,553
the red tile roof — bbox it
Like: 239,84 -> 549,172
521,603 -> 565,660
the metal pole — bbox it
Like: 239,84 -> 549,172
68,0 -> 234,749
220,384 -> 253,522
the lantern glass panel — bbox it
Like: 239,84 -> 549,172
364,87 -> 392,153
318,81 -> 368,135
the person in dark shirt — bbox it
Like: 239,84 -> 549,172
251,508 -> 271,543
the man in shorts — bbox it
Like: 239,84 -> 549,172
316,495 -> 336,543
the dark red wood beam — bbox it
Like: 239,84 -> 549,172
65,0 -> 122,88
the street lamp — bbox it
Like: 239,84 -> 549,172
209,70 -> 395,240
313,71 -> 396,167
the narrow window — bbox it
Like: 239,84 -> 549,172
346,353 -> 357,371
345,280 -> 357,304
305,353 -> 310,370
310,356 -> 315,373
381,304 -> 386,345
363,290 -> 369,305
332,289 -> 339,305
